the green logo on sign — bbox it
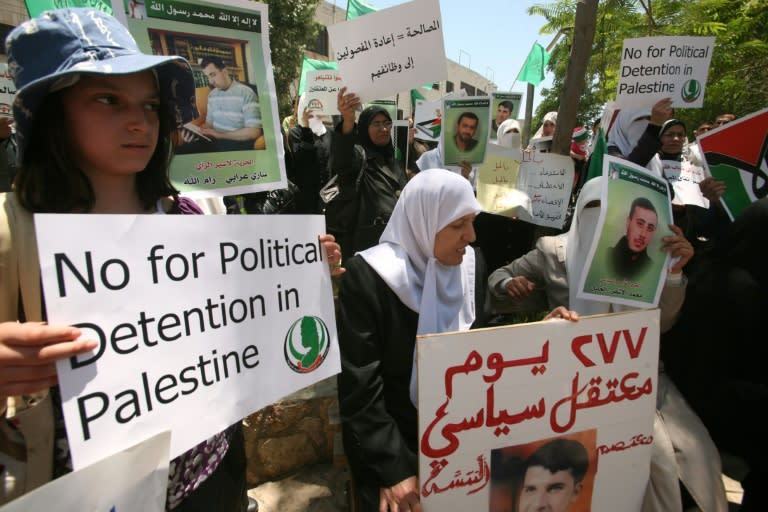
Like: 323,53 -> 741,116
284,316 -> 330,373
681,79 -> 701,103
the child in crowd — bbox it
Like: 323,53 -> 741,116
0,8 -> 341,510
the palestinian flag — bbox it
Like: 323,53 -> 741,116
416,117 -> 441,139
698,108 -> 768,220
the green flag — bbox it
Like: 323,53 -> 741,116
516,42 -> 550,86
346,0 -> 377,19
25,0 -> 112,17
586,128 -> 607,182
297,57 -> 339,96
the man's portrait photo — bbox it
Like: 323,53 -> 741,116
491,100 -> 513,136
177,55 -> 264,154
489,431 -> 597,512
609,196 -> 658,279
455,111 -> 480,153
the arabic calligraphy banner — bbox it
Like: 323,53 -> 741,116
698,107 -> 768,221
327,0 -> 447,104
35,214 -> 340,470
417,309 -> 659,511
111,0 -> 287,197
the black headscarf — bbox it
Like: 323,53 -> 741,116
658,118 -> 686,159
356,105 -> 394,159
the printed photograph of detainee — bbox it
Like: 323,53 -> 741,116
146,30 -> 266,154
490,93 -> 521,140
609,196 -> 658,278
489,430 -> 597,512
578,157 -> 672,308
442,97 -> 490,166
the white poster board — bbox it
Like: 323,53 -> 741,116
328,0 -> 447,103
0,431 -> 171,512
576,156 -> 673,309
616,36 -> 715,109
417,310 -> 659,511
35,214 -> 339,469
305,70 -> 344,116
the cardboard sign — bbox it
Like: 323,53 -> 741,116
328,0 -> 447,103
417,310 -> 659,510
0,431 -> 171,512
36,214 -> 339,469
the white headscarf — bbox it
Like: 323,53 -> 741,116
496,119 -> 522,149
566,177 -> 630,316
358,169 -> 481,405
606,108 -> 651,157
532,111 -> 557,139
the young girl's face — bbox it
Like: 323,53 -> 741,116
62,71 -> 160,179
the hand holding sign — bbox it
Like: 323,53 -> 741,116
0,322 -> 97,396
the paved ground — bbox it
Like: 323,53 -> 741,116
249,459 -> 745,512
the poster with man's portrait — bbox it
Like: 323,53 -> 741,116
441,97 -> 490,166
489,430 -> 598,512
489,92 -> 522,141
576,156 -> 672,309
112,0 -> 286,197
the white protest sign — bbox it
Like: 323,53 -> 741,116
660,159 -> 709,208
327,0 -> 446,103
305,70 -> 343,116
0,431 -> 170,512
417,310 -> 659,510
476,145 -> 573,229
35,214 -> 339,469
0,63 -> 15,116
616,36 -> 715,109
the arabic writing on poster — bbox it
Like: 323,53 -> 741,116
660,159 -> 709,208
305,70 -> 344,116
417,310 -> 659,510
0,63 -> 16,115
476,146 -> 573,229
327,0 -> 447,103
147,0 -> 261,31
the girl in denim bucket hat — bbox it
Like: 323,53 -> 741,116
0,8 -> 344,511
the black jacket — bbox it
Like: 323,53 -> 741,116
328,124 -> 407,256
337,251 -> 488,509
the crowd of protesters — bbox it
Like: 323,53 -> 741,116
1,6 -> 764,512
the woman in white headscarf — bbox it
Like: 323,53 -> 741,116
496,118 -> 522,150
607,97 -> 674,169
488,177 -> 728,512
337,169 -> 575,512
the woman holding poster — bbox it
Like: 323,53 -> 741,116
337,169 -> 577,511
488,177 -> 728,512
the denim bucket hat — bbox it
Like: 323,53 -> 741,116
5,8 -> 198,162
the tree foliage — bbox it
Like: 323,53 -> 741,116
261,0 -> 321,118
529,0 -> 768,134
